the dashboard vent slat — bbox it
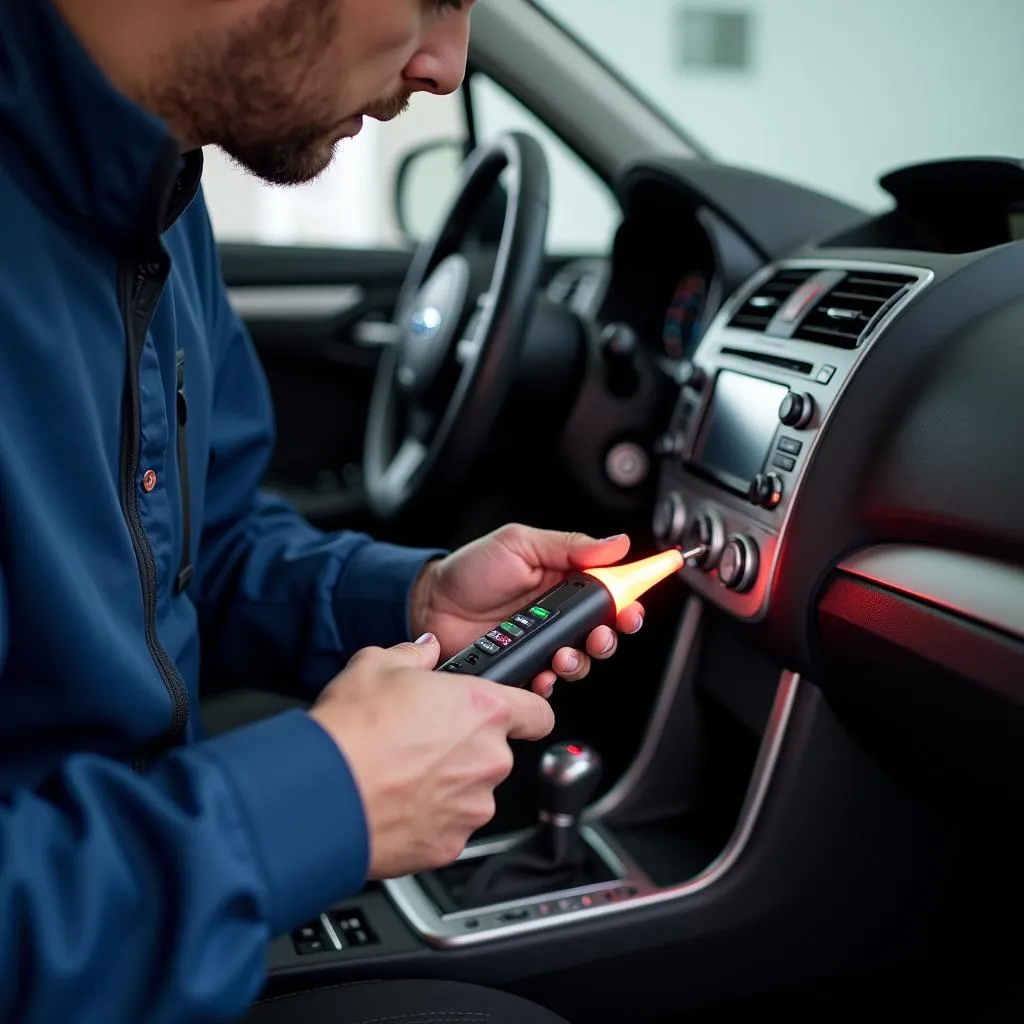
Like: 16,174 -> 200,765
792,271 -> 917,349
727,268 -> 815,332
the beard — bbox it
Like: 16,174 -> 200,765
147,0 -> 410,186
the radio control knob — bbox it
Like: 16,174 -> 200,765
779,391 -> 815,429
653,492 -> 687,546
718,535 -> 759,592
748,472 -> 783,510
682,509 -> 725,569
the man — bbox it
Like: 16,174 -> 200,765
0,1 -> 643,1021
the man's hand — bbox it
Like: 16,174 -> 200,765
409,524 -> 645,696
310,635 -> 553,878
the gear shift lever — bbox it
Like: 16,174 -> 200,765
537,742 -> 602,864
453,740 -> 613,910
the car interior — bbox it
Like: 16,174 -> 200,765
199,1 -> 1024,1020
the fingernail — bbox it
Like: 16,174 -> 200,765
600,635 -> 615,655
414,632 -> 435,644
628,615 -> 644,635
544,683 -> 555,699
563,653 -> 579,673
600,533 -> 627,543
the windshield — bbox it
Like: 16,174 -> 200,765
534,0 -> 1024,211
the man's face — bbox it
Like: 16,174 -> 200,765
157,0 -> 472,185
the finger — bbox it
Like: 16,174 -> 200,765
500,685 -> 556,741
552,646 -> 590,682
531,669 -> 557,698
384,632 -> 441,670
586,625 -> 617,660
496,524 -> 631,573
616,602 -> 644,635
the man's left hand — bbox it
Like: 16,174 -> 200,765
409,524 -> 644,697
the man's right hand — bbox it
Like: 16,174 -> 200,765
309,633 -> 554,879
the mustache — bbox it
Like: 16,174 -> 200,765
361,89 -> 412,122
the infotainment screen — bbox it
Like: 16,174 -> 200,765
692,371 -> 789,495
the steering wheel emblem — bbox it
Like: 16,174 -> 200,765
409,306 -> 442,338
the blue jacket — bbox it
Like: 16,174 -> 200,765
0,3 -> 439,1021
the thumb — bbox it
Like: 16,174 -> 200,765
552,530 -> 632,571
501,525 -> 632,573
387,632 -> 442,670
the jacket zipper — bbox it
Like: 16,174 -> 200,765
174,348 -> 193,594
118,258 -> 190,757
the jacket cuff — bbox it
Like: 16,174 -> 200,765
334,541 -> 446,652
201,709 -> 368,936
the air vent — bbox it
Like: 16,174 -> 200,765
727,268 -> 816,332
791,271 -> 916,349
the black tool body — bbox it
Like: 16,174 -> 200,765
437,572 -> 615,687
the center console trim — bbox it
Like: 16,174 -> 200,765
587,596 -> 704,820
382,670 -> 801,947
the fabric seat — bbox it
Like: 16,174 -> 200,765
244,978 -> 569,1023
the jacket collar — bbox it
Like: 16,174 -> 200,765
0,0 -> 202,246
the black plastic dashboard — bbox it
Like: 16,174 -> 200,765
605,155 -> 1024,807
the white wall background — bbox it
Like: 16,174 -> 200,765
203,0 -> 1024,250
545,0 -> 1024,209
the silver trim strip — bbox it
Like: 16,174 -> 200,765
838,544 -> 1024,643
319,913 -> 344,951
383,671 -> 802,947
587,597 -> 703,820
228,285 -> 365,320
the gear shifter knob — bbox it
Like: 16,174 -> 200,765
537,741 -> 602,829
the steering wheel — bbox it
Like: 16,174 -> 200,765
364,132 -> 550,518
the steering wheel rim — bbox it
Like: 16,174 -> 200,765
363,132 -> 550,518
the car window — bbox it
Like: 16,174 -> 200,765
468,74 -> 620,255
202,76 -> 619,255
202,90 -> 465,249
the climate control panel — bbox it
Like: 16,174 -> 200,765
651,257 -> 931,619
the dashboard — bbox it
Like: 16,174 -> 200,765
564,155 -> 1024,808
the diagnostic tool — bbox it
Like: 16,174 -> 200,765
438,547 -> 704,687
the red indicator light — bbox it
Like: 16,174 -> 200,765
566,744 -> 582,756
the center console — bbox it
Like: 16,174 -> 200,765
263,258 -> 942,975
652,259 -> 931,619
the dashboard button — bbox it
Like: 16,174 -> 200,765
771,453 -> 796,472
474,637 -> 502,656
815,365 -> 837,385
652,492 -> 687,546
777,437 -> 803,455
654,431 -> 687,458
779,391 -> 815,429
678,361 -> 707,391
718,536 -> 759,593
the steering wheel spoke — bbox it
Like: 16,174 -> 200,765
381,437 -> 428,496
363,133 -> 550,518
407,405 -> 437,442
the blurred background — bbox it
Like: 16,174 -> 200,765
203,0 -> 1024,253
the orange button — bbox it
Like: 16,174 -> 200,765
142,469 -> 157,493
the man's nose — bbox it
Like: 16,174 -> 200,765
402,13 -> 471,96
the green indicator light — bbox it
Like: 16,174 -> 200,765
501,621 -> 524,638
529,606 -> 550,619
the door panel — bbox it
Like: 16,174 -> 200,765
221,243 -> 415,533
